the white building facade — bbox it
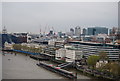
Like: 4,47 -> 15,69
55,48 -> 66,60
55,48 -> 83,62
66,49 -> 83,62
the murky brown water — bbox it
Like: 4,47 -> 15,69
2,52 -> 97,80
2,53 -> 64,79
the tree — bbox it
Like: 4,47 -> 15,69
99,51 -> 108,60
13,44 -> 22,50
104,62 -> 120,76
87,55 -> 100,68
109,62 -> 120,76
21,45 -> 27,51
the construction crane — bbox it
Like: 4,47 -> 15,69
43,24 -> 48,35
39,25 -> 42,35
52,26 -> 56,35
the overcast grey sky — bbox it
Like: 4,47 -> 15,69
2,2 -> 118,33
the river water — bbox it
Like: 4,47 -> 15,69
2,52 -> 100,80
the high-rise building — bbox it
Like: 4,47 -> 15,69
109,27 -> 118,36
70,28 -> 74,36
49,30 -> 53,35
117,27 -> 120,40
87,27 -> 108,35
75,26 -> 81,37
109,29 -> 112,35
82,28 -> 87,35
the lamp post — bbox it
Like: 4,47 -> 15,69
74,59 -> 77,81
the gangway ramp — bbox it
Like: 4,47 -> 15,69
57,62 -> 73,68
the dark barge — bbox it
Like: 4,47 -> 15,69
29,55 -> 49,61
37,62 -> 76,79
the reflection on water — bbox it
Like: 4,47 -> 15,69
2,52 -> 108,81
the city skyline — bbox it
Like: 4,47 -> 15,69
2,2 -> 118,33
1,1 -> 120,80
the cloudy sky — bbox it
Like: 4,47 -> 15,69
2,2 -> 118,33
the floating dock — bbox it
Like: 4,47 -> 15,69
37,62 -> 76,79
30,55 -> 49,61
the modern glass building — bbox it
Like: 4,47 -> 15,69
87,27 -> 108,35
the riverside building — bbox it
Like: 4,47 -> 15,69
55,47 -> 83,62
69,41 -> 120,61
